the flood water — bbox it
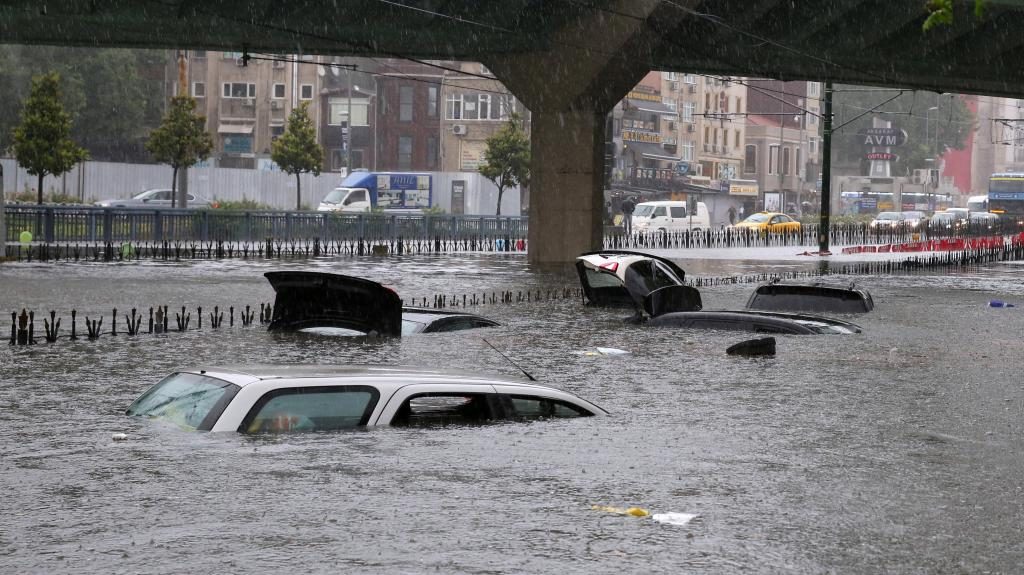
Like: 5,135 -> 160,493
2,253 -> 1024,573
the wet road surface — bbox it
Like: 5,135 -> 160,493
2,254 -> 1024,573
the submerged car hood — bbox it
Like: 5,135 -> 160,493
265,271 -> 402,336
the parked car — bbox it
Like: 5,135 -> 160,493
869,211 -> 904,230
631,200 -> 710,234
930,210 -> 967,231
732,212 -> 802,233
94,188 -> 213,208
264,271 -> 499,336
575,251 -> 861,334
968,211 -> 1000,231
900,211 -> 928,229
745,280 -> 874,313
125,366 -> 607,433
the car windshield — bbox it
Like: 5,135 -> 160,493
321,190 -> 345,204
133,190 -> 158,200
126,372 -> 239,431
902,211 -> 924,219
633,205 -> 655,217
792,319 -> 859,334
743,213 -> 770,223
401,319 -> 427,335
876,212 -> 900,220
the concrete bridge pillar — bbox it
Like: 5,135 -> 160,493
528,110 -> 606,263
485,0 -> 687,263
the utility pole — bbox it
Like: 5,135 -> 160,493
1,163 -> 6,257
346,64 -> 352,173
819,81 -> 833,254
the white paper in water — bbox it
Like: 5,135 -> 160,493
651,512 -> 697,526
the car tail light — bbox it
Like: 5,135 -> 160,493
599,261 -> 619,272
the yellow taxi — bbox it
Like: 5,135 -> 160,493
733,212 -> 802,233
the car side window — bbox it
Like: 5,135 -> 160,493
770,216 -> 782,224
423,317 -> 497,333
653,207 -> 667,217
389,393 -> 496,427
241,386 -> 379,433
345,190 -> 366,205
505,395 -> 592,420
669,206 -> 686,218
152,191 -> 169,201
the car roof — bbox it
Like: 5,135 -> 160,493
185,365 -> 540,388
635,200 -> 684,206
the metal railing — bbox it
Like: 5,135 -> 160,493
3,205 -> 528,243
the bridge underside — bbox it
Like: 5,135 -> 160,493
2,0 -> 1022,262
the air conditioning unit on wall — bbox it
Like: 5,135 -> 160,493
271,100 -> 283,110
452,124 -> 467,135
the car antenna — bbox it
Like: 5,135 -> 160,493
481,338 -> 537,382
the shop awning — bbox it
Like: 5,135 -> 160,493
622,141 -> 680,162
217,123 -> 255,135
625,98 -> 675,116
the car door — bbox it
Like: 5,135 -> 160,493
149,190 -> 173,207
373,383 -> 499,426
652,206 -> 668,230
768,215 -> 784,232
668,206 -> 686,231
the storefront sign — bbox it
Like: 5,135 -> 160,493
627,90 -> 662,102
223,135 -> 253,154
460,141 -> 486,171
729,183 -> 759,196
623,130 -> 662,144
857,127 -> 907,147
865,152 -> 898,161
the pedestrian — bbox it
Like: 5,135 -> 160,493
727,205 -> 736,226
621,197 -> 636,235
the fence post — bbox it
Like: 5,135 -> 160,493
200,210 -> 209,242
44,207 -> 55,243
102,208 -> 113,243
154,209 -> 163,242
285,212 -> 292,241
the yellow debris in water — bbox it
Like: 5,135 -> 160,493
591,505 -> 650,517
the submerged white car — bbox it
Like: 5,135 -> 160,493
126,366 -> 606,433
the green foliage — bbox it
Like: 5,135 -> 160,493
146,96 -> 213,205
421,205 -> 447,215
0,46 -> 167,160
923,0 -> 985,31
831,87 -> 973,177
214,198 -> 274,211
479,114 -> 530,216
12,72 -> 89,204
272,102 -> 323,211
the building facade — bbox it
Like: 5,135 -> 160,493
439,62 -> 526,172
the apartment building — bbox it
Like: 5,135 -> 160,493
439,62 -> 526,172
319,59 -> 376,172
743,80 -> 822,212
183,51 -> 323,169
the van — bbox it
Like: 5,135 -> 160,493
966,195 -> 988,213
631,201 -> 710,234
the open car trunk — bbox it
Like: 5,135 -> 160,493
265,271 -> 403,336
576,251 -> 702,315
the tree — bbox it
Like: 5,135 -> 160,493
145,96 -> 213,208
11,72 -> 88,204
831,87 -> 974,177
479,114 -> 530,216
272,102 -> 323,210
923,0 -> 985,31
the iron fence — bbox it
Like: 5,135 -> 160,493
3,205 -> 528,243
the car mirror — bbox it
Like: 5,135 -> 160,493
142,198 -> 150,202
650,214 -> 657,219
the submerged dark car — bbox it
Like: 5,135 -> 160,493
265,271 -> 499,336
745,281 -> 874,313
575,251 -> 862,335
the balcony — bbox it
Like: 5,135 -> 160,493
219,98 -> 257,120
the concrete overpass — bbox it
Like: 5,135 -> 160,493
2,0 -> 1023,262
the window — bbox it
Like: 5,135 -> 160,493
192,82 -> 205,98
462,94 -> 478,120
682,101 -> 694,123
273,83 -> 286,99
783,147 -> 791,175
428,86 -> 438,117
705,93 -> 711,111
270,125 -> 285,140
192,50 -> 207,59
734,130 -> 741,148
769,145 -> 779,175
479,94 -> 490,120
398,135 -> 412,170
808,82 -> 821,98
426,136 -> 438,169
223,51 -> 242,59
809,137 -> 818,155
669,206 -> 686,218
506,396 -> 590,420
684,74 -> 696,84
446,93 -> 462,120
300,84 -> 313,100
682,141 -> 694,161
736,97 -> 743,113
390,393 -> 496,427
242,386 -> 379,433
399,86 -> 414,122
744,145 -> 757,174
665,71 -> 677,81
222,82 -> 255,98
795,148 -> 802,177
808,114 -> 818,126
653,206 -> 667,217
